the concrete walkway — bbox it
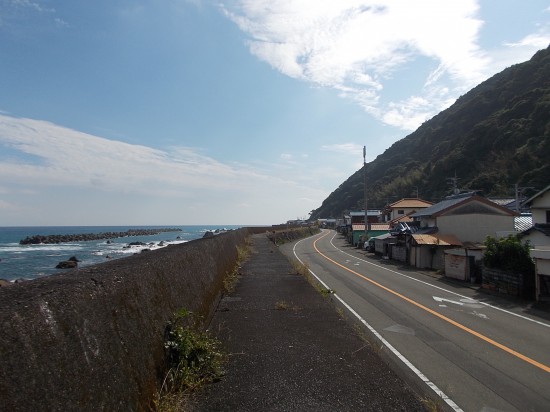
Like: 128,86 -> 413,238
194,234 -> 426,411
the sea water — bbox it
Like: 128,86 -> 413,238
0,225 -> 240,282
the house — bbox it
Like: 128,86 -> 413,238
520,184 -> 550,247
383,198 -> 433,223
347,210 -> 382,246
520,184 -> 550,301
411,192 -> 517,244
408,192 -> 517,271
352,223 -> 391,247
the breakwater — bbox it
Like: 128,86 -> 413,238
0,227 -> 271,411
19,228 -> 182,245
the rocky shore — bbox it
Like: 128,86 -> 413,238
19,228 -> 182,245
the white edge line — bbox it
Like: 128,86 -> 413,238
293,233 -> 463,412
328,232 -> 550,329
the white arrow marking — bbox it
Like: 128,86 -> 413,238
434,296 -> 484,309
433,296 -> 464,306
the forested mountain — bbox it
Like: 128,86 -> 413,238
310,45 -> 550,220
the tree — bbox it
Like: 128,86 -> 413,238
483,235 -> 535,275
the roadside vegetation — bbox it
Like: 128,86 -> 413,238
223,240 -> 252,293
267,226 -> 320,246
293,260 -> 334,297
154,309 -> 225,412
155,238 -> 252,411
483,235 -> 535,276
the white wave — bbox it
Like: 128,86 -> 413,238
93,239 -> 188,257
0,244 -> 84,253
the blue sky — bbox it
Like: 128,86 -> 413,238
1,0 -> 549,226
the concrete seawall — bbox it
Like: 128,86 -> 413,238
0,227 -> 262,411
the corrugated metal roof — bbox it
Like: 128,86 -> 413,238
371,233 -> 394,240
412,233 -> 463,246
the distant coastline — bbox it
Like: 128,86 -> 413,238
0,225 -> 242,282
19,228 -> 182,245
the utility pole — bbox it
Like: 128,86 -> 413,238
447,172 -> 460,195
363,146 -> 368,239
514,183 -> 535,212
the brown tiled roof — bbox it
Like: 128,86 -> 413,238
388,198 -> 433,208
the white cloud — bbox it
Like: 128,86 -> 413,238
222,0 -> 489,130
222,1 -> 550,131
0,115 -> 326,225
320,143 -> 363,155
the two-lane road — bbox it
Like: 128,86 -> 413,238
284,229 -> 550,412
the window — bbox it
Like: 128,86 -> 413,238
398,209 -> 404,215
546,210 -> 550,223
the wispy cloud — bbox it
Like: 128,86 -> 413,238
0,115 -> 325,224
321,143 -> 363,155
0,0 -> 68,30
221,0 -> 548,131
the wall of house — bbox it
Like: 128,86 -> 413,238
524,231 -> 550,247
532,249 -> 550,301
419,217 -> 436,228
412,246 -> 445,270
438,214 -> 514,243
531,191 -> 550,223
390,207 -> 413,221
444,252 -> 470,281
0,228 -> 257,411
391,245 -> 407,262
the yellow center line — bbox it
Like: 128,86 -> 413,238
313,231 -> 550,374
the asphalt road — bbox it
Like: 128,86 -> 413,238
281,229 -> 550,412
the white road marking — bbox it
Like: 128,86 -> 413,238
293,234 -> 463,412
328,232 -> 550,329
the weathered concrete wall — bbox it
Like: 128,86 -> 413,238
0,228 -> 253,412
482,266 -> 525,297
266,226 -> 320,244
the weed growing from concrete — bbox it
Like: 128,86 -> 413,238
353,324 -> 384,354
420,396 -> 445,412
292,261 -> 310,277
275,300 -> 289,310
154,309 -> 225,411
223,239 -> 252,294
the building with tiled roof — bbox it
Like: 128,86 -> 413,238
384,198 -> 433,222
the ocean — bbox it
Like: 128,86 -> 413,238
0,225 -> 241,283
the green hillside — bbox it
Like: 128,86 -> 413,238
310,45 -> 550,220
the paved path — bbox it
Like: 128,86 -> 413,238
194,234 -> 426,411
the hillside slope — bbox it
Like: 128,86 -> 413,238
311,45 -> 550,219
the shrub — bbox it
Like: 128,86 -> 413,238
483,235 -> 535,275
155,309 -> 225,410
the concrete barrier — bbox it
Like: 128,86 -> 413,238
0,228 -> 253,411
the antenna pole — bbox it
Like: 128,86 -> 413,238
363,146 -> 368,238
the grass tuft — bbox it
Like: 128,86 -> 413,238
420,396 -> 445,412
223,239 -> 252,293
154,310 -> 226,411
